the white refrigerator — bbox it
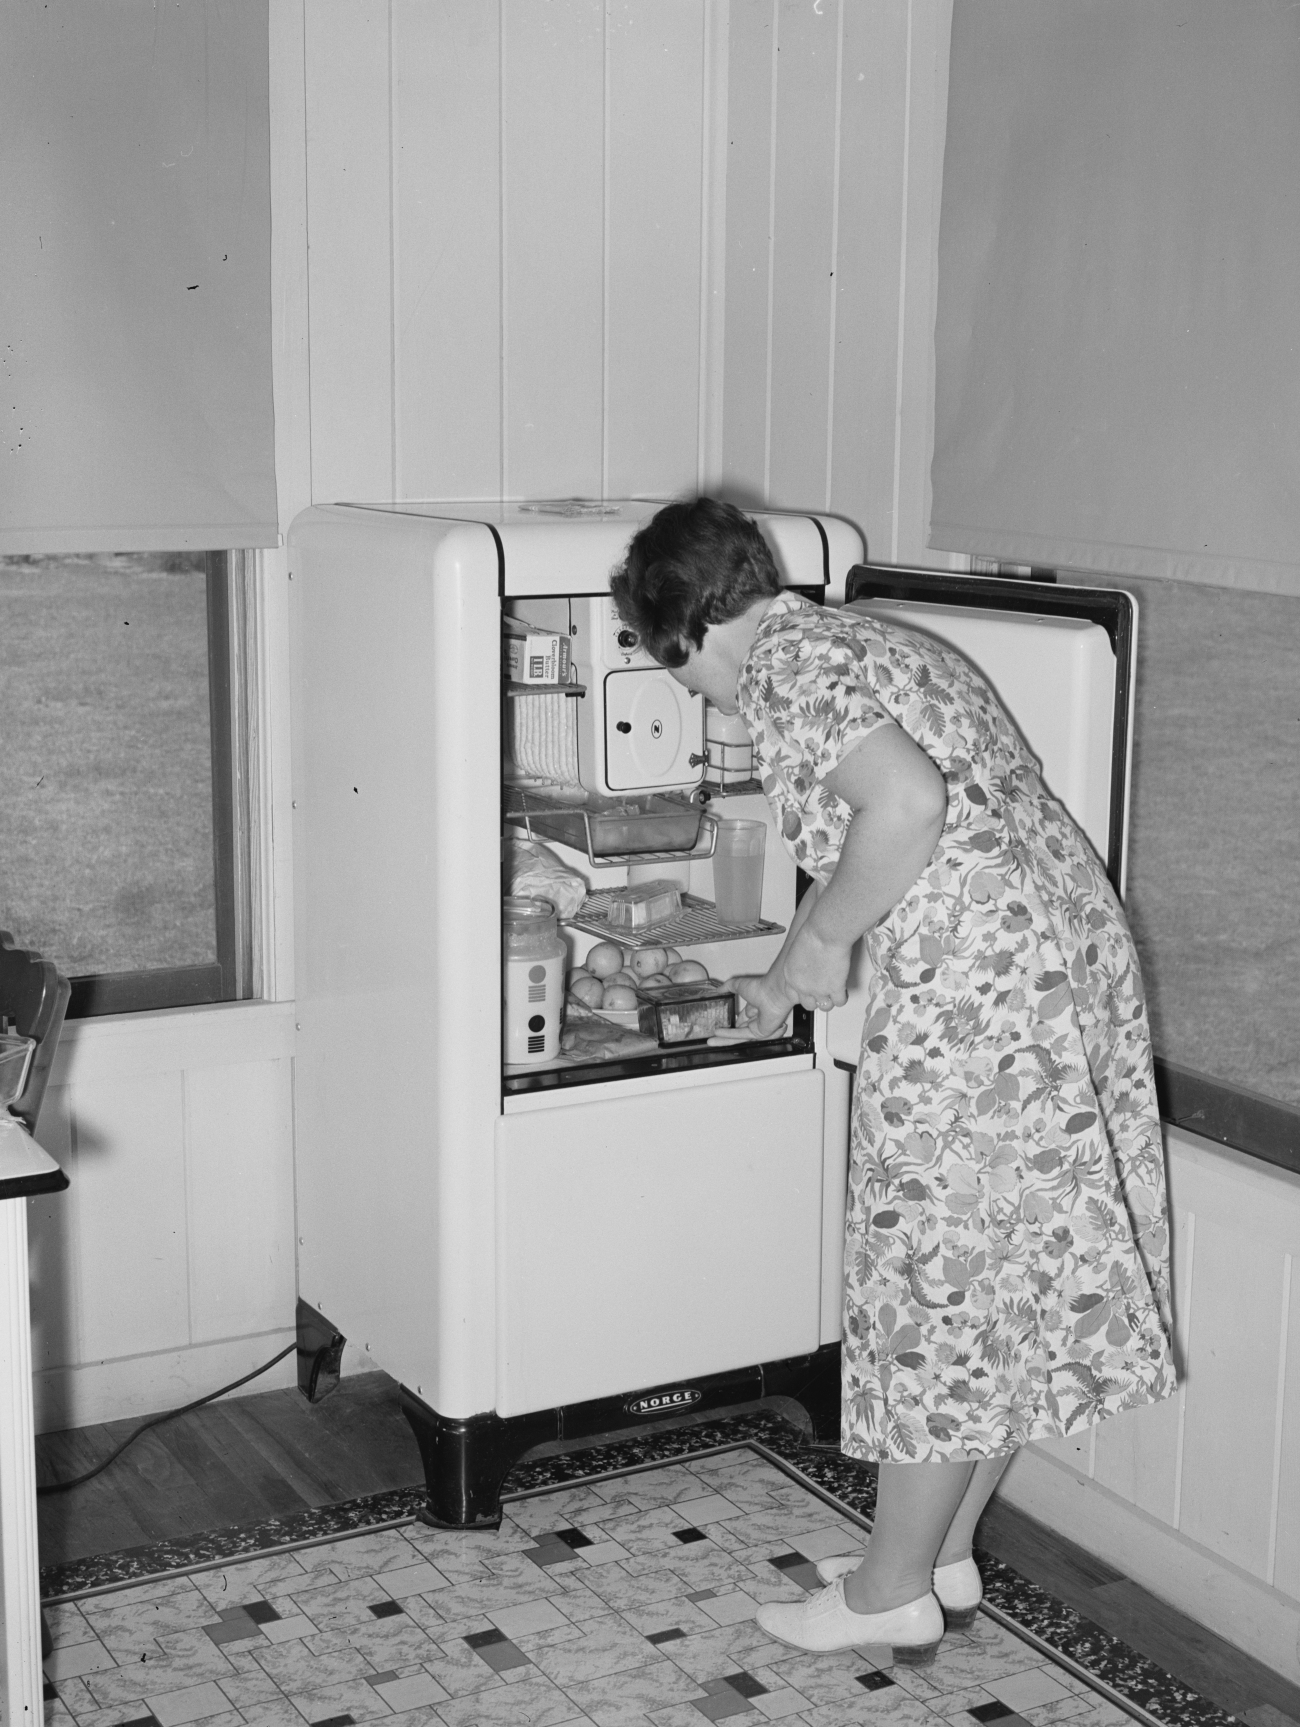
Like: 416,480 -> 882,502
286,500 -> 1134,1527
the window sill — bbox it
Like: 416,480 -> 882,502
47,998 -> 295,1089
1156,1059 -> 1300,1180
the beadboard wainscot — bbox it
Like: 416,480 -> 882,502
27,1001 -> 301,1432
997,1125 -> 1300,1686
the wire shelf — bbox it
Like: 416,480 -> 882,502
567,890 -> 785,949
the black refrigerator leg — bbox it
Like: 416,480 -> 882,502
765,1341 -> 843,1447
400,1386 -> 554,1530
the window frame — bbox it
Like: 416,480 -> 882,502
65,550 -> 258,1018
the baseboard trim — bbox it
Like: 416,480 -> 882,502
999,1442 -> 1300,1686
33,1335 -> 382,1434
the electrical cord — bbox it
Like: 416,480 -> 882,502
37,1342 -> 300,1496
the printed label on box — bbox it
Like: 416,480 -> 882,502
504,627 -> 571,685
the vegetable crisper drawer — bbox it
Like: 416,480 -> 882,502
493,1068 -> 825,1416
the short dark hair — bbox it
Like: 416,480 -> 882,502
610,497 -> 781,667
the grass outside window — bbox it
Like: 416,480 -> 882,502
0,550 -> 254,1016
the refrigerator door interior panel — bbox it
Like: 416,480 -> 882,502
823,568 -> 1135,1071
494,1068 -> 826,1417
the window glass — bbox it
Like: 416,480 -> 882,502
0,552 -> 217,983
1084,572 -> 1300,1109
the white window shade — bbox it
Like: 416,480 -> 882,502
930,2 -> 1300,597
1,1 -> 277,553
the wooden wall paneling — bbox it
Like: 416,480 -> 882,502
829,1 -> 908,555
891,0 -> 952,567
1269,1251 -> 1300,1598
184,1061 -> 296,1344
304,0 -> 395,505
25,1085 -> 77,1374
1089,1138 -> 1199,1524
765,0 -> 839,511
68,1072 -> 192,1362
269,0 -> 313,533
393,1 -> 503,502
720,0 -> 777,504
501,0 -> 606,501
1177,1206 -> 1285,1579
604,1 -> 706,501
1086,1387 -> 1182,1533
698,0 -> 731,494
1024,1423 -> 1091,1476
1088,1360 -> 1182,1524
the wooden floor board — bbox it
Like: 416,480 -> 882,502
979,1498 -> 1127,1594
204,1394 -> 347,1509
190,1402 -> 315,1522
1090,1579 -> 1300,1723
36,1371 -> 420,1566
157,1406 -> 305,1530
230,1388 -> 406,1502
36,1425 -> 154,1556
111,1430 -> 231,1543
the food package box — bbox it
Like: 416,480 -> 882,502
635,980 -> 736,1045
605,880 -> 682,929
503,619 -> 572,685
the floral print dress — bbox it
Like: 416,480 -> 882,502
736,592 -> 1176,1462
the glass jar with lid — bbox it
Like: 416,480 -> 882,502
502,895 -> 566,1065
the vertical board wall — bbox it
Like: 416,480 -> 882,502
297,0 -> 953,565
27,1005 -> 298,1431
1001,1129 -> 1300,1683
303,0 -> 719,509
718,0 -> 952,563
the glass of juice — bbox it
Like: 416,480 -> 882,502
711,819 -> 766,924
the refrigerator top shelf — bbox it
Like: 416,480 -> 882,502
568,890 -> 786,948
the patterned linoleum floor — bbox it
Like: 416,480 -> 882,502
41,1445 -> 1197,1727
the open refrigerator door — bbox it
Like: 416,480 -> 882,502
821,567 -> 1137,1069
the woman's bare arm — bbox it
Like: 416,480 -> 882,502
731,723 -> 947,1035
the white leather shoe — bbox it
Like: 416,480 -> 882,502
756,1578 -> 944,1662
816,1551 -> 983,1630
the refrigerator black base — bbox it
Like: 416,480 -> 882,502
399,1341 -> 843,1530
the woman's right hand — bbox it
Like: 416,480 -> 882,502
728,969 -> 799,1039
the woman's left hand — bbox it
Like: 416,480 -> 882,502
728,924 -> 852,1037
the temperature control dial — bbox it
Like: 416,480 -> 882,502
616,628 -> 639,650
